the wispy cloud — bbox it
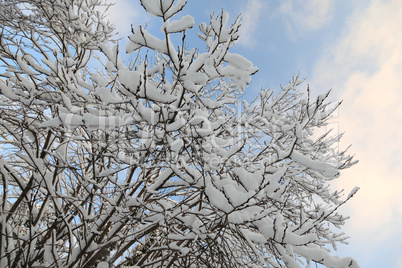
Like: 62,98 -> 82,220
278,0 -> 335,34
238,0 -> 266,47
311,1 -> 402,265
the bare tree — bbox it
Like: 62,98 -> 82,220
0,0 -> 359,267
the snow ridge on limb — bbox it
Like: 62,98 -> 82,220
0,0 -> 359,267
140,0 -> 187,19
161,15 -> 195,33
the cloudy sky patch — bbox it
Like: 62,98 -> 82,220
237,0 -> 266,46
278,0 -> 336,34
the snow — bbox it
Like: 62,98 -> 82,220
254,218 -> 274,240
97,114 -> 131,129
126,26 -> 167,54
232,167 -> 261,192
217,64 -> 254,89
135,103 -> 157,124
44,241 -> 55,266
98,169 -> 115,177
290,150 -> 339,177
166,116 -> 186,132
94,87 -> 123,103
241,229 -> 267,244
168,242 -> 191,255
264,169 -> 287,197
182,79 -> 199,93
161,0 -> 174,12
347,186 -> 360,199
168,233 -> 196,241
148,168 -> 174,192
141,82 -> 177,103
126,197 -> 139,207
162,15 -> 195,33
164,0 -> 187,19
140,0 -> 163,17
100,43 -> 125,70
16,54 -> 36,76
221,11 -> 230,25
59,113 -> 82,128
224,53 -> 257,72
187,53 -> 208,73
183,72 -> 208,85
118,69 -> 141,93
97,262 -> 109,268
91,73 -> 109,88
0,79 -> 19,102
222,183 -> 253,207
293,245 -> 360,268
24,54 -> 51,75
0,0 -> 360,267
55,142 -> 67,162
39,118 -> 62,128
168,136 -> 184,152
205,178 -> 232,213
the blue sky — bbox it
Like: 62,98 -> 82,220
106,1 -> 402,267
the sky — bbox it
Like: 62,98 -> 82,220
105,0 -> 402,267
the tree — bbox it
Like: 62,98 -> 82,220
0,0 -> 359,267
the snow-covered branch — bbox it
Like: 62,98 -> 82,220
0,0 -> 359,267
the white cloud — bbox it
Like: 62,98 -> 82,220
310,0 -> 402,254
278,0 -> 335,34
103,0 -> 148,38
238,0 -> 266,46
